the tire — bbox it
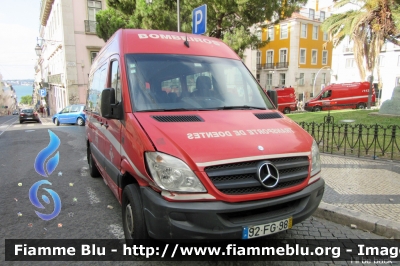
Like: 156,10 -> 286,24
77,117 -> 85,126
357,103 -> 366,109
283,108 -> 291,114
88,147 -> 101,178
19,121 -> 23,124
122,184 -> 149,244
313,106 -> 322,112
54,118 -> 60,126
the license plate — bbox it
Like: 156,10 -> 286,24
242,217 -> 292,239
26,117 -> 32,119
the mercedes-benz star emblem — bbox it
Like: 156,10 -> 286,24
257,161 -> 279,188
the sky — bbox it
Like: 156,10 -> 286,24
0,0 -> 41,80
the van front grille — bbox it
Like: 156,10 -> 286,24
204,156 -> 309,195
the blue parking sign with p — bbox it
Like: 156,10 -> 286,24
40,89 -> 47,97
192,4 -> 207,35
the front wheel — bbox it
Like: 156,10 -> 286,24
88,147 -> 100,178
313,106 -> 322,112
357,103 -> 366,109
122,184 -> 149,244
54,118 -> 60,126
283,108 -> 291,114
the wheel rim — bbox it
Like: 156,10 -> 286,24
125,203 -> 134,236
55,118 -> 58,124
359,104 -> 365,109
78,118 -> 83,125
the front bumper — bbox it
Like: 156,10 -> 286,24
141,178 -> 325,239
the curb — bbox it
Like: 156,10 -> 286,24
314,202 -> 400,239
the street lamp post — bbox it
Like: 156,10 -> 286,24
312,66 -> 330,98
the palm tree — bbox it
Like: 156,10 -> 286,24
321,0 -> 400,81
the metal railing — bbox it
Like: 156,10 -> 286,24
275,62 -> 289,68
264,63 -> 274,69
298,113 -> 400,161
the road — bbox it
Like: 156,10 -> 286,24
0,115 -> 387,266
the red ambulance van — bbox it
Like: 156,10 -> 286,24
85,29 -> 324,241
274,87 -> 298,114
304,82 -> 375,111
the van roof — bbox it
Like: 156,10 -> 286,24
100,29 -> 240,60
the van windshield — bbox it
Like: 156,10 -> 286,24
125,54 -> 274,111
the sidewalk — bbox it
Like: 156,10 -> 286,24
39,116 -> 53,125
315,154 -> 400,238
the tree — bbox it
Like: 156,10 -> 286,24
96,0 -> 307,55
20,95 -> 32,105
321,0 -> 400,81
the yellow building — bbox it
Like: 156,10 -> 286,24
247,8 -> 333,100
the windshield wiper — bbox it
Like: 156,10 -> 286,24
216,105 -> 267,110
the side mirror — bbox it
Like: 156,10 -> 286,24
267,90 -> 278,109
101,88 -> 123,119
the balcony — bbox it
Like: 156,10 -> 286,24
264,63 -> 274,69
84,20 -> 97,34
275,62 -> 289,69
48,74 -> 62,84
256,64 -> 262,70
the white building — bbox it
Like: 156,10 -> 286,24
35,0 -> 106,115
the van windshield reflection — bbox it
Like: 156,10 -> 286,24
125,54 -> 273,111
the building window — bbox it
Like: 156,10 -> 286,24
256,29 -> 262,40
280,24 -> 288,39
309,9 -> 315,20
323,32 -> 328,41
312,25 -> 319,40
322,51 -> 328,65
346,58 -> 355,68
280,73 -> 286,86
322,73 -> 326,85
301,23 -> 307,38
256,50 -> 261,65
266,50 -> 273,67
311,50 -> 317,64
378,55 -> 385,66
299,48 -> 306,64
299,73 -> 305,86
311,73 -> 316,85
266,73 -> 273,90
268,27 -> 274,41
91,51 -> 98,64
320,11 -> 325,22
280,49 -> 287,63
88,0 -> 102,21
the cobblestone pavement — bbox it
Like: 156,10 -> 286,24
320,154 -> 400,222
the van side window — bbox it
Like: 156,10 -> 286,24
110,60 -> 121,102
322,90 -> 332,98
87,64 -> 107,114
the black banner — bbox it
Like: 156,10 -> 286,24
5,239 -> 400,262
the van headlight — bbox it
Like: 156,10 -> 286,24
145,152 -> 206,192
311,140 -> 321,176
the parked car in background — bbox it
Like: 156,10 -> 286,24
305,82 -> 375,112
52,104 -> 86,126
19,109 -> 40,123
12,110 -> 19,115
